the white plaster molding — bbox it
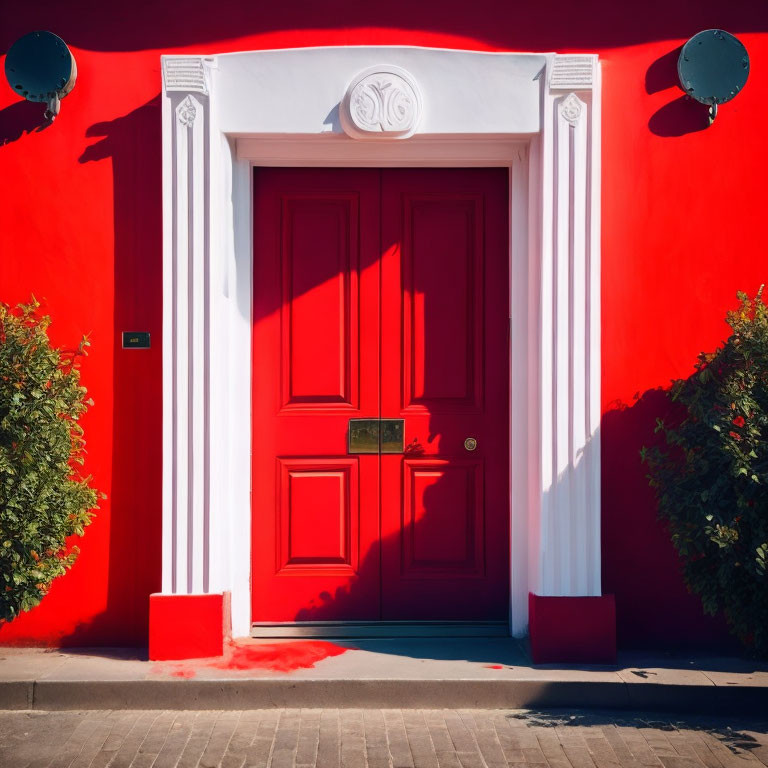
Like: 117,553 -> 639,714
531,56 -> 601,600
213,48 -> 544,135
162,72 -> 211,600
549,54 -> 595,90
161,47 -> 602,639
341,65 -> 422,139
236,136 -> 527,166
163,56 -> 209,94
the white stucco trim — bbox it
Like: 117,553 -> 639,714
161,46 -> 601,639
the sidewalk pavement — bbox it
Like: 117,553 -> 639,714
2,708 -> 768,768
1,638 -> 766,712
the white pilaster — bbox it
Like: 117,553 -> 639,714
534,54 -> 601,599
161,58 -> 211,597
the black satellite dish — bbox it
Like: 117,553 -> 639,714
4,31 -> 77,122
678,30 -> 749,125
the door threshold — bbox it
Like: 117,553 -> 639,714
250,621 -> 509,639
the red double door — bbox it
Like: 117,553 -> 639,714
252,167 -> 509,625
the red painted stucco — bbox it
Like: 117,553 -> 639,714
529,593 -> 617,664
1,1 -> 766,649
149,593 -> 230,661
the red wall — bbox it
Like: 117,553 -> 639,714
1,1 -> 766,649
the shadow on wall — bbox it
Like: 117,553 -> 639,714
286,384 -> 738,653
1,0 -> 768,54
58,96 -> 164,645
646,45 -> 711,137
287,411 -> 510,626
601,388 -> 737,652
0,100 -> 50,145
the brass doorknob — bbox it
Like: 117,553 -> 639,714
464,437 -> 478,451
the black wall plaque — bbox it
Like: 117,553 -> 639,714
122,332 -> 151,349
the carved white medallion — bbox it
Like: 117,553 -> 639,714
559,92 -> 585,126
176,95 -> 197,127
341,66 -> 422,139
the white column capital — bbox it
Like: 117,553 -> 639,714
549,54 -> 597,92
162,56 -> 212,95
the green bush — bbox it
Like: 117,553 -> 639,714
0,299 -> 101,621
642,289 -> 768,655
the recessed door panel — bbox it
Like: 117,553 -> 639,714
281,196 -> 358,409
402,196 -> 484,409
403,458 -> 484,576
278,458 -> 358,570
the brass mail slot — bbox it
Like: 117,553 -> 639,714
380,418 -> 405,454
348,418 -> 405,454
348,419 -> 379,454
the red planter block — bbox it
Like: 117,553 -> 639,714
529,592 -> 616,664
149,592 -> 231,660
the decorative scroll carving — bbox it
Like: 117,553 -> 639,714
559,92 -> 585,125
350,74 -> 416,131
176,95 -> 198,127
342,66 -> 422,139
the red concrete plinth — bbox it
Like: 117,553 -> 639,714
529,592 -> 616,664
149,592 -> 231,661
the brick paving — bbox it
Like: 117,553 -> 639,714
0,709 -> 766,768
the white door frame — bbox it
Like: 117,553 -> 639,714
161,47 -> 602,639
